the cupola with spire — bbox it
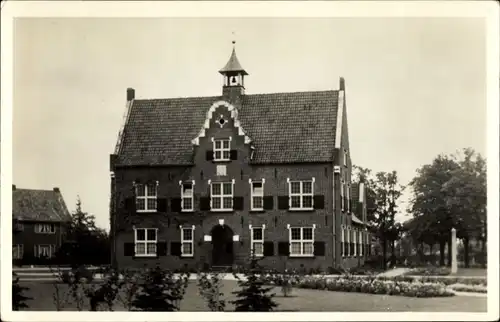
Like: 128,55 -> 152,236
219,40 -> 248,98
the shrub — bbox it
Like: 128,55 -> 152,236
231,256 -> 278,311
131,266 -> 188,311
85,269 -> 122,311
197,272 -> 226,311
12,273 -> 32,310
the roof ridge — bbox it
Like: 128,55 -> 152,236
133,89 -> 338,102
14,188 -> 59,193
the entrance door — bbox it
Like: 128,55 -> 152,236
211,225 -> 234,267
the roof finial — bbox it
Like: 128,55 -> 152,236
232,31 -> 236,46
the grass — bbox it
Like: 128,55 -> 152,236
19,280 -> 486,312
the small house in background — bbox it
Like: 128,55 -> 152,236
12,185 -> 71,266
109,42 -> 373,272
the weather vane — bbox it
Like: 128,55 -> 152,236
232,31 -> 236,45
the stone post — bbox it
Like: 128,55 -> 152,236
451,228 -> 458,274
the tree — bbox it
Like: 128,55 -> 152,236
371,171 -> 404,269
408,154 -> 460,266
231,256 -> 278,311
12,273 -> 32,310
131,266 -> 188,311
442,148 -> 487,267
408,149 -> 486,267
57,197 -> 111,267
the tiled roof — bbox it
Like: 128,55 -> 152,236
13,188 -> 71,222
116,90 -> 339,166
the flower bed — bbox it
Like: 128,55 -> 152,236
295,276 -> 455,298
448,283 -> 487,293
403,266 -> 451,276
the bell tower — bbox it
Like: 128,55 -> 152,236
219,40 -> 248,99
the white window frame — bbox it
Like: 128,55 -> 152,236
341,226 -> 345,257
343,149 -> 348,166
179,180 -> 195,212
135,181 -> 159,213
340,179 -> 345,212
287,178 -> 315,211
35,223 -> 55,234
353,229 -> 357,257
13,244 -> 24,259
347,227 -> 351,257
249,179 -> 265,211
134,227 -> 158,257
359,230 -> 363,256
180,225 -> 195,257
34,244 -> 55,258
212,137 -> 232,162
347,184 -> 351,212
287,224 -> 316,257
210,179 -> 235,211
249,224 -> 265,257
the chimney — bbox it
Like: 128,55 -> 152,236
339,77 -> 345,91
53,187 -> 60,193
12,184 -> 16,191
127,88 -> 135,101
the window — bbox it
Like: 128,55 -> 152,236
211,181 -> 234,211
136,182 -> 158,212
213,138 -> 231,161
181,182 -> 194,212
346,228 -> 351,256
289,226 -> 315,257
250,179 -> 264,211
341,226 -> 345,257
340,180 -> 345,211
181,226 -> 195,257
343,149 -> 348,166
359,230 -> 363,256
288,178 -> 314,210
35,245 -> 55,258
134,228 -> 157,257
14,221 -> 24,231
13,244 -> 23,259
35,223 -> 55,234
347,184 -> 351,212
353,229 -> 357,257
250,226 -> 264,257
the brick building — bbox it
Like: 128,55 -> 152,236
109,44 -> 372,271
12,185 -> 71,265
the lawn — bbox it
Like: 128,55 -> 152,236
19,280 -> 486,312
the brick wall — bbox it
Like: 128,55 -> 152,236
12,221 -> 65,260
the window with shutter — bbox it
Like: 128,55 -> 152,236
249,179 -> 265,211
135,182 -> 158,212
288,225 -> 315,257
250,225 -> 264,257
263,196 -> 274,210
180,181 -> 195,212
211,180 -> 234,211
181,226 -> 195,257
213,138 -> 231,161
134,228 -> 158,257
288,178 -> 315,210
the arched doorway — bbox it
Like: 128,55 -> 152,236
211,224 -> 234,267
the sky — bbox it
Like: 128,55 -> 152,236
13,17 -> 486,230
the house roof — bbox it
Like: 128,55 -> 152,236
116,90 -> 340,166
13,187 -> 72,222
